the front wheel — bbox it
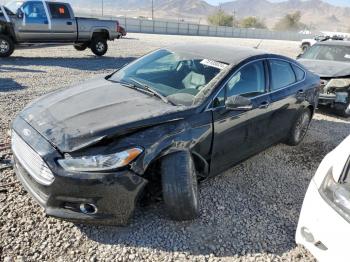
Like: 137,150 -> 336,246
0,34 -> 15,58
286,108 -> 311,146
161,151 -> 200,221
90,38 -> 108,56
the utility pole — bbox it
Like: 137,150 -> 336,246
232,9 -> 236,28
151,0 -> 154,20
101,0 -> 104,16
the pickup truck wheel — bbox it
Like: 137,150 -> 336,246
334,102 -> 350,118
74,43 -> 88,51
0,35 -> 14,58
90,38 -> 108,56
161,151 -> 200,221
301,43 -> 310,53
286,108 -> 311,146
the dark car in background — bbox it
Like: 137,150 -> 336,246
11,44 -> 319,225
298,41 -> 350,117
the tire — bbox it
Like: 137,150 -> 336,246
0,34 -> 15,58
334,102 -> 350,118
74,43 -> 88,51
301,43 -> 310,53
90,37 -> 108,56
161,151 -> 200,221
286,108 -> 312,146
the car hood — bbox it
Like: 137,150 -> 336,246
298,59 -> 350,78
19,77 -> 187,153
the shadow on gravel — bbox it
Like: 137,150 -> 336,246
0,66 -> 45,74
0,56 -> 136,71
0,78 -> 26,92
316,105 -> 349,120
77,118 -> 349,258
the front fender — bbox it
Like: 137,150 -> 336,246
127,117 -> 212,177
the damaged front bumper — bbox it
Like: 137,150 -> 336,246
12,117 -> 148,225
319,79 -> 350,106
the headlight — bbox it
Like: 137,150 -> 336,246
319,168 -> 350,222
58,147 -> 143,172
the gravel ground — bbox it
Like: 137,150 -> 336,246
1,33 -> 350,262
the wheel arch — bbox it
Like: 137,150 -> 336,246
91,28 -> 110,40
0,21 -> 16,42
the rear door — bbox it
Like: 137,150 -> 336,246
296,136 -> 350,262
267,59 -> 306,142
15,1 -> 51,41
47,2 -> 76,41
210,59 -> 273,175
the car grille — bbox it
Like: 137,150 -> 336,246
12,131 -> 54,186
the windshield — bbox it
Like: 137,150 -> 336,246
110,49 -> 226,106
5,1 -> 23,14
301,44 -> 350,63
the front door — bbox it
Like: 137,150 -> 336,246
210,60 -> 272,175
47,3 -> 76,41
296,136 -> 350,262
14,1 -> 51,42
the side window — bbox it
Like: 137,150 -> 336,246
213,87 -> 226,108
226,61 -> 266,98
269,60 -> 296,91
49,3 -> 71,19
292,64 -> 305,82
22,1 -> 47,22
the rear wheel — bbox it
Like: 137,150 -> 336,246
334,102 -> 350,118
286,108 -> 311,146
161,151 -> 200,221
74,43 -> 89,51
90,37 -> 108,56
0,34 -> 14,58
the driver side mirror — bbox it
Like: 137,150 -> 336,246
16,9 -> 24,18
225,95 -> 253,111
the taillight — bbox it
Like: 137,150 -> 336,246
116,21 -> 120,32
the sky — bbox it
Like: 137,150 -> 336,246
206,0 -> 350,6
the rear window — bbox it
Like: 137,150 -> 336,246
269,60 -> 296,91
292,64 -> 305,82
49,3 -> 71,19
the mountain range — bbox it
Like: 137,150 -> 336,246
72,0 -> 350,31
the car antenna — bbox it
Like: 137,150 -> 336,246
254,39 -> 263,49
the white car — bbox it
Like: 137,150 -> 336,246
296,135 -> 350,262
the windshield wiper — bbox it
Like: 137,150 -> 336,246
128,77 -> 173,105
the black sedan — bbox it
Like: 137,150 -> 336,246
12,44 -> 320,225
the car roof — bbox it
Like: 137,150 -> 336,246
315,40 -> 350,47
166,44 -> 269,65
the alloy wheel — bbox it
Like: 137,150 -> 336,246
294,112 -> 310,142
0,39 -> 9,54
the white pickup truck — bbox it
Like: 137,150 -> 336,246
0,1 -> 122,57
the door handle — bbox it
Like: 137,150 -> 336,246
259,101 -> 270,109
67,21 -> 73,25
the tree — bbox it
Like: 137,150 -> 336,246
208,10 -> 234,27
240,16 -> 267,29
274,11 -> 305,31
